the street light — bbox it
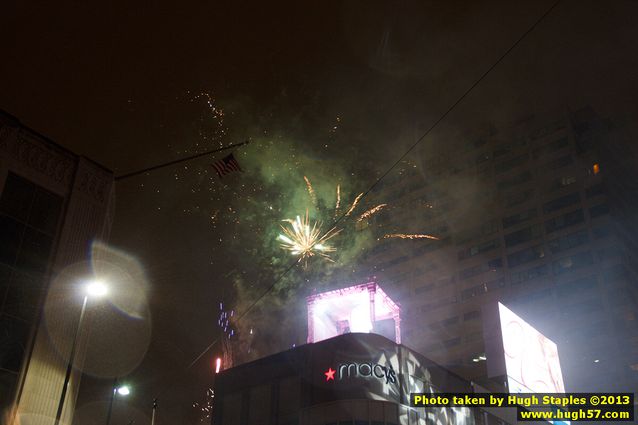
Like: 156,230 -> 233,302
87,281 -> 108,297
106,381 -> 131,425
117,385 -> 131,396
53,280 -> 108,425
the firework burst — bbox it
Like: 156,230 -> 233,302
192,388 -> 214,423
303,176 -> 317,207
278,177 -> 442,265
382,233 -> 440,240
278,211 -> 341,263
357,204 -> 387,222
345,193 -> 364,217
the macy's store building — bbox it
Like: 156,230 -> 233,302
212,333 -> 496,425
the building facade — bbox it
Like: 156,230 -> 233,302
0,110 -> 115,424
213,333 -> 511,425
359,107 -> 637,394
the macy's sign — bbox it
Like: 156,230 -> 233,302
324,362 -> 397,384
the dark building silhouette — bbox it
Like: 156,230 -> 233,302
213,333 -> 513,425
0,110 -> 114,424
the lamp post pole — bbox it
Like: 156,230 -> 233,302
151,399 -> 157,425
53,295 -> 89,425
105,377 -> 118,425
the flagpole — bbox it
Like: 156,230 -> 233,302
114,140 -> 250,182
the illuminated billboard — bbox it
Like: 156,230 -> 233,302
497,302 -> 565,394
306,281 -> 401,344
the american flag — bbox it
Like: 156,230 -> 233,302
211,153 -> 242,178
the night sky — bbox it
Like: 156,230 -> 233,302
2,1 -> 638,423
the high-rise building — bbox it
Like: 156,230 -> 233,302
0,110 -> 115,424
359,107 -> 637,394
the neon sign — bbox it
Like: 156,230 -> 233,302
324,362 -> 397,384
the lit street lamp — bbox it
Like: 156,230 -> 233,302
117,385 -> 131,396
53,280 -> 108,425
106,380 -> 131,425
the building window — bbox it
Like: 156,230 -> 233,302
601,264 -> 629,284
511,264 -> 549,285
504,224 -> 542,247
586,183 -> 604,198
502,208 -> 537,229
0,314 -> 29,372
544,154 -> 573,171
592,224 -> 613,239
512,289 -> 553,307
543,192 -> 581,214
475,151 -> 492,165
497,171 -> 532,191
481,220 -> 500,237
443,316 -> 459,326
377,255 -> 409,270
597,246 -> 623,261
414,283 -> 434,294
420,295 -> 458,311
502,188 -> 534,208
494,154 -> 529,174
553,251 -> 593,274
460,258 -> 503,280
555,276 -> 598,298
460,278 -> 505,300
548,230 -> 589,254
458,239 -> 500,260
493,137 -> 528,158
0,173 -> 63,380
464,310 -> 481,321
455,220 -> 498,245
466,334 -> 483,345
545,209 -> 584,233
532,137 -> 569,159
473,138 -> 488,149
429,316 -> 460,330
507,244 -> 545,268
589,203 -> 610,218
550,175 -> 577,191
412,238 -> 449,257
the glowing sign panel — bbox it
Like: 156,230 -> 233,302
306,282 -> 401,344
498,302 -> 565,394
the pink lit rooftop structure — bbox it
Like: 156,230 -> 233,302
306,281 -> 401,344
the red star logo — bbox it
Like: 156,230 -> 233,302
324,367 -> 336,381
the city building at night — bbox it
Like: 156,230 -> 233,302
212,332 -> 512,425
0,110 -> 115,424
359,106 -> 638,394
